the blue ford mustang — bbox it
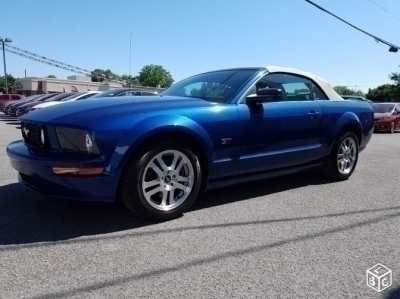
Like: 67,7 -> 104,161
7,66 -> 374,220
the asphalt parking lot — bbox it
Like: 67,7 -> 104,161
0,113 -> 399,299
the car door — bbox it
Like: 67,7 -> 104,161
235,72 -> 327,175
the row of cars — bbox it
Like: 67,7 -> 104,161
0,88 -> 158,117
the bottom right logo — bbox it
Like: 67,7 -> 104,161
366,263 -> 392,292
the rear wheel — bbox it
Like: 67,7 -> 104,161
323,132 -> 359,181
119,140 -> 202,221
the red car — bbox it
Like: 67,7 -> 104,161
373,102 -> 400,133
0,94 -> 24,110
1,95 -> 41,113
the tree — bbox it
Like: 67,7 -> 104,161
46,75 -> 57,78
90,69 -> 119,82
333,85 -> 365,96
190,82 -> 226,97
389,72 -> 400,86
365,71 -> 400,102
137,64 -> 174,88
120,74 -> 140,86
0,74 -> 17,93
366,84 -> 400,102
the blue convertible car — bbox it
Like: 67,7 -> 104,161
7,66 -> 374,220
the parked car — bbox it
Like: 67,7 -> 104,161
1,94 -> 39,113
90,88 -> 159,98
7,66 -> 374,221
7,93 -> 61,116
341,95 -> 374,104
0,93 -> 24,106
31,91 -> 102,111
16,93 -> 77,117
372,102 -> 400,133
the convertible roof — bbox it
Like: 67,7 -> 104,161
265,66 -> 343,100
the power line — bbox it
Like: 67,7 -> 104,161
305,0 -> 400,52
366,0 -> 400,21
0,43 -> 126,83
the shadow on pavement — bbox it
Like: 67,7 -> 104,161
0,183 -> 153,246
385,286 -> 400,298
0,172 -> 329,246
0,171 -> 397,247
193,172 -> 332,211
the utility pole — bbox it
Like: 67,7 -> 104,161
129,32 -> 132,89
0,37 -> 13,93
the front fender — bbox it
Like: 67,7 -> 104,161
112,114 -> 214,171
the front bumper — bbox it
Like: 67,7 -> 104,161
374,121 -> 391,131
7,140 -> 119,203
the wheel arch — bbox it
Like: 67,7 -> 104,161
328,112 -> 363,149
115,120 -> 214,196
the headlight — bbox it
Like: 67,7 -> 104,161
55,127 -> 100,154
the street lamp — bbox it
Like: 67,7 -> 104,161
0,37 -> 12,93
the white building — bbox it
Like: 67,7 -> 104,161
15,75 -> 164,95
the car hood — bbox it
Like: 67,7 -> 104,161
374,112 -> 391,119
19,96 -> 215,124
19,101 -> 44,108
33,101 -> 62,109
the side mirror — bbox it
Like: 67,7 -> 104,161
246,88 -> 282,104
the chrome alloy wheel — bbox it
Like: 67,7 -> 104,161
337,137 -> 357,175
141,150 -> 194,211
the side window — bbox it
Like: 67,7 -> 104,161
248,73 -> 328,101
116,92 -> 129,97
11,95 -> 21,100
0,95 -> 9,100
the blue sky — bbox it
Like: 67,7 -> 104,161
2,0 -> 400,91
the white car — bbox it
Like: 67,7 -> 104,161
31,91 -> 102,111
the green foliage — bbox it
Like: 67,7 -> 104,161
120,74 -> 140,86
90,69 -> 119,82
46,75 -> 57,78
333,85 -> 365,96
137,64 -> 174,88
90,65 -> 174,88
190,83 -> 227,97
0,74 -> 17,93
366,72 -> 400,102
366,84 -> 400,102
389,72 -> 400,86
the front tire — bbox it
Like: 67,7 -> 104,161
390,122 -> 395,133
323,132 -> 359,181
119,140 -> 202,221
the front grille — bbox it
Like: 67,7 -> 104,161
21,122 -> 50,149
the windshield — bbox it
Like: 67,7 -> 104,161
372,103 -> 395,113
90,89 -> 125,98
60,92 -> 86,102
160,69 -> 260,103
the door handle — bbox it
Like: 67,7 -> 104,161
308,110 -> 320,119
